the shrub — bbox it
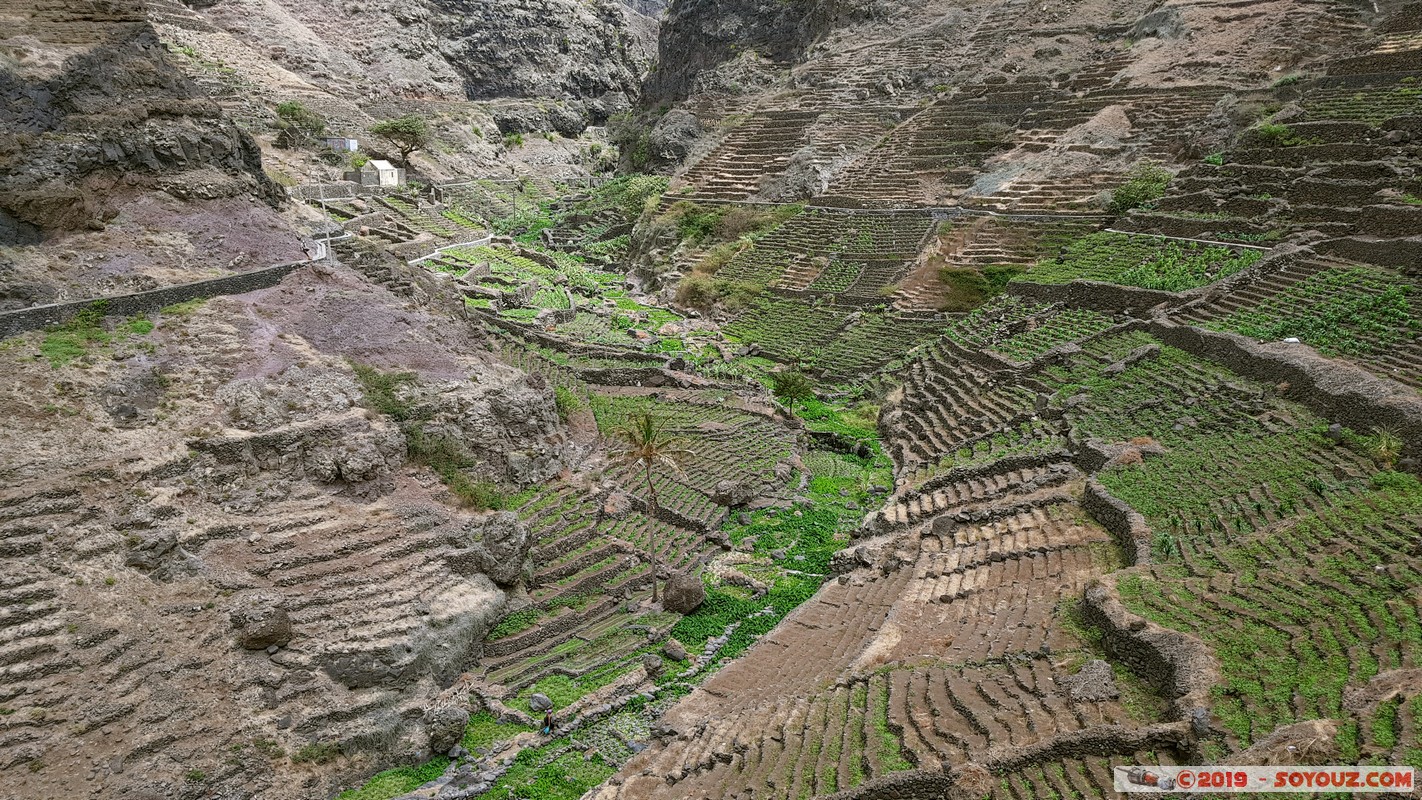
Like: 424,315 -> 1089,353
938,264 -> 1023,311
350,363 -> 419,420
660,200 -> 726,244
1204,152 -> 1225,166
714,207 -> 781,240
1107,161 -> 1172,214
446,473 -> 506,510
553,386 -> 584,420
1251,123 -> 1293,146
275,100 -> 325,149
1370,427 -> 1403,468
675,273 -> 718,309
694,240 -> 748,276
292,742 -> 341,764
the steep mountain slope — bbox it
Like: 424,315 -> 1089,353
0,0 -> 299,308
0,260 -> 575,800
182,0 -> 658,112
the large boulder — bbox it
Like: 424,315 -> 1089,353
711,478 -> 759,507
229,591 -> 292,650
444,511 -> 534,587
662,571 -> 706,614
402,373 -> 567,486
662,638 -> 688,662
645,109 -> 703,171
425,706 -> 470,754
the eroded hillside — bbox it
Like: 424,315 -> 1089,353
1,0 -> 1421,799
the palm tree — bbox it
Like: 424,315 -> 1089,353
771,370 -> 816,417
608,412 -> 692,604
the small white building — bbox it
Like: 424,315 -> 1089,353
323,136 -> 359,152
345,159 -> 404,187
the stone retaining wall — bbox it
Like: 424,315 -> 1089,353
1146,320 -> 1422,459
1008,279 -> 1180,317
825,722 -> 1193,800
1080,480 -> 1152,565
1082,578 -> 1219,723
0,260 -> 309,340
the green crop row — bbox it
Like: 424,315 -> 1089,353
1204,266 -> 1418,360
1016,231 -> 1262,291
1118,472 -> 1422,746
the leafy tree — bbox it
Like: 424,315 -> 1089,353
370,115 -> 431,167
608,412 -> 692,604
274,101 -> 325,149
771,371 -> 816,417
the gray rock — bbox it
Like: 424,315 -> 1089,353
712,478 -> 759,507
426,706 -> 470,754
644,109 -> 703,171
662,638 -> 688,661
1063,659 -> 1120,702
230,591 -> 292,650
661,571 -> 706,614
1129,6 -> 1186,39
641,653 -> 664,678
444,511 -> 534,587
529,693 -> 553,712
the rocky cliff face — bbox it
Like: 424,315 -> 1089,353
190,0 -> 658,117
0,0 -> 304,310
643,0 -> 880,103
0,1 -> 280,237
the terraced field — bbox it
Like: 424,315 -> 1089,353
1016,231 -> 1265,292
1179,259 -> 1422,389
321,17 -> 1422,800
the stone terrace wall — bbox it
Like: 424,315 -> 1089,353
0,260 -> 309,339
1147,320 -> 1422,459
1008,279 -> 1181,317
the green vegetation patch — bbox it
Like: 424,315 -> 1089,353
335,758 -> 450,800
938,264 -> 1024,312
1017,232 -> 1262,291
486,746 -> 615,800
1203,266 -> 1417,359
39,303 -> 156,367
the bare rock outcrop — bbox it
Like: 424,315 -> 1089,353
444,511 -> 535,587
0,264 -> 568,800
230,591 -> 294,650
0,1 -> 279,237
662,570 -> 707,614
